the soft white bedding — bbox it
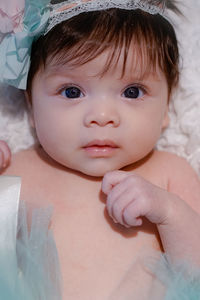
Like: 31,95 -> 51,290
0,0 -> 200,174
157,0 -> 200,175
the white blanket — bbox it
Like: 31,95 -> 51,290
0,0 -> 200,175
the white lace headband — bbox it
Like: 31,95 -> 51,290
0,0 -> 171,89
46,0 -> 166,34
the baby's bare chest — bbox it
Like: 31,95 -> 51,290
51,199 -> 161,300
42,170 -> 162,299
23,176 -> 162,299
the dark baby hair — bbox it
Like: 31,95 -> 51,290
27,8 -> 179,96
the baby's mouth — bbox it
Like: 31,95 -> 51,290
83,140 -> 119,157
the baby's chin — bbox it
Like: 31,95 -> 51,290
74,164 -> 125,178
80,169 -> 109,178
52,155 -> 134,177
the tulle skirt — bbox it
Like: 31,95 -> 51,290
150,254 -> 200,300
0,201 -> 62,300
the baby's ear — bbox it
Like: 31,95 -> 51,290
162,108 -> 169,130
24,91 -> 35,128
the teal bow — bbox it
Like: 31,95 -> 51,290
0,0 -> 51,90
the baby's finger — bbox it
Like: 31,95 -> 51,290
106,182 -> 130,220
108,190 -> 138,226
0,141 -> 11,168
102,170 -> 131,195
123,200 -> 147,227
0,150 -> 3,169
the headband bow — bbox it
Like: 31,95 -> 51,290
0,0 -> 50,89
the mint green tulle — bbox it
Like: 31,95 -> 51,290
0,202 -> 62,300
150,254 -> 200,300
0,0 -> 50,89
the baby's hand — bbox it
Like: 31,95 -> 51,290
102,170 -> 174,228
102,170 -> 200,264
0,140 -> 11,171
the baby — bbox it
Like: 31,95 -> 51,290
1,0 -> 200,299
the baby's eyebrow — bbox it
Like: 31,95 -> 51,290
44,72 -> 69,80
43,62 -> 163,83
44,62 -> 76,78
120,72 -> 163,83
44,71 -> 87,83
44,65 -> 79,80
44,73 -> 162,84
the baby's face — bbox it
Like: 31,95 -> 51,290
29,48 -> 169,176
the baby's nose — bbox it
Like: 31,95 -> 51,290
84,105 -> 120,127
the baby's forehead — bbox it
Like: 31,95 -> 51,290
43,64 -> 162,85
43,48 -> 164,82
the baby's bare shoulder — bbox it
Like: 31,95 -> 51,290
1,147 -> 62,206
2,147 -> 41,176
152,150 -> 186,164
154,150 -> 200,211
153,150 -> 198,178
143,150 -> 191,176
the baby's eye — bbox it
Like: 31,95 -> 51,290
61,86 -> 84,99
122,86 -> 145,99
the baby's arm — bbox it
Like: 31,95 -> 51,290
102,156 -> 200,265
0,140 -> 11,172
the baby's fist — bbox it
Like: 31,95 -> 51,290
0,141 -> 11,171
102,170 -> 171,228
